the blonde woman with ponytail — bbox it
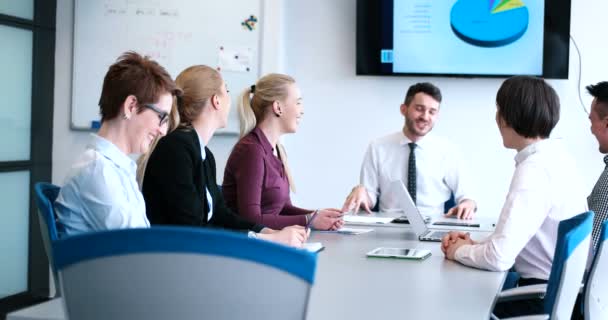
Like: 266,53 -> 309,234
222,74 -> 344,230
140,65 -> 308,248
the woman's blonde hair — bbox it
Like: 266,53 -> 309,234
237,73 -> 295,138
175,65 -> 223,126
237,73 -> 297,192
136,65 -> 223,187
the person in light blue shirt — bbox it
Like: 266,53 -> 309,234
55,51 -> 179,237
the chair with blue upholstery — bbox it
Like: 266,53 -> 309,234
584,219 -> 608,320
34,182 -> 61,296
443,193 -> 456,213
53,227 -> 317,320
491,211 -> 594,320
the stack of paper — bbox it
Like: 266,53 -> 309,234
344,216 -> 394,224
319,227 -> 374,235
302,242 -> 324,253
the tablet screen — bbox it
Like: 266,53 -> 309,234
367,247 -> 431,260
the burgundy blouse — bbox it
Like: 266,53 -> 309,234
222,127 -> 310,229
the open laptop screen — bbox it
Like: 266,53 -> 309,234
390,180 -> 429,236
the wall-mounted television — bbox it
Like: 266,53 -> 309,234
357,0 -> 571,79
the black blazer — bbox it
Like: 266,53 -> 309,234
142,127 -> 264,232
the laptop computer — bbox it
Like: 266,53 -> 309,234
391,180 -> 452,242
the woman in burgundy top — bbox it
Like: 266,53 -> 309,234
138,65 -> 308,247
222,74 -> 344,230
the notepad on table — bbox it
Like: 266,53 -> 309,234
343,216 -> 394,224
319,227 -> 374,235
432,221 -> 480,228
302,242 -> 324,253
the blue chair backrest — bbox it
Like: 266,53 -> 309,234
584,218 -> 608,320
54,227 -> 317,320
34,182 -> 61,297
34,182 -> 60,260
544,211 -> 594,318
444,193 -> 456,213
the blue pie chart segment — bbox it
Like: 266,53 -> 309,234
450,0 -> 529,47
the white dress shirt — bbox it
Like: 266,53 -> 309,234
55,134 -> 150,237
360,131 -> 474,215
454,139 -> 588,280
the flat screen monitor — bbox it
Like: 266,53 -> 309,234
357,0 -> 571,79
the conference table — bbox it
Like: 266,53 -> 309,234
8,214 -> 504,320
306,217 -> 505,320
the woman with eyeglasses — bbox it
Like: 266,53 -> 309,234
139,65 -> 308,247
55,52 -> 179,237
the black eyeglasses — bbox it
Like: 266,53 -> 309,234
142,104 -> 169,127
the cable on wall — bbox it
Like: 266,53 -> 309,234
570,34 -> 588,115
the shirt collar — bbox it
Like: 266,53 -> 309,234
88,134 -> 136,174
514,139 -> 556,166
399,131 -> 430,149
197,132 -> 207,161
252,127 -> 274,155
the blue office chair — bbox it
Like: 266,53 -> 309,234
34,182 -> 61,296
584,219 -> 608,319
53,227 -> 317,320
443,193 -> 456,213
491,211 -> 593,320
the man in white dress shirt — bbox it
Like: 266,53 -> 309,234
442,76 -> 588,318
342,82 -> 477,219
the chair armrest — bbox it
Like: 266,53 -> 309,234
496,284 -> 547,303
500,315 -> 549,320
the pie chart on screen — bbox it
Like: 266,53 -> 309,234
450,0 -> 529,47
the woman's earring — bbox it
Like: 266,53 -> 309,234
123,113 -> 130,120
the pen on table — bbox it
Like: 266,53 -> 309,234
306,210 -> 319,231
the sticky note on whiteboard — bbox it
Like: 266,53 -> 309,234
217,46 -> 254,72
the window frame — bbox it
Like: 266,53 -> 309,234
0,0 -> 56,315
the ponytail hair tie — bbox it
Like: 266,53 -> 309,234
250,84 -> 256,94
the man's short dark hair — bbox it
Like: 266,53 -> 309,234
586,81 -> 608,118
98,51 -> 179,121
496,76 -> 560,139
404,82 -> 442,106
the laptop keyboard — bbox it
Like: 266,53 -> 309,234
428,230 -> 449,239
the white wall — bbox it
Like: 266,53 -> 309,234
54,0 -> 608,217
281,0 -> 608,216
53,0 -> 87,184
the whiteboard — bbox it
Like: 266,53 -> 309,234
71,0 -> 262,134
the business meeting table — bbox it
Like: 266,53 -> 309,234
306,215 -> 505,320
7,214 -> 504,320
